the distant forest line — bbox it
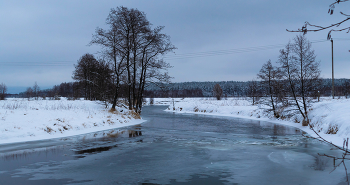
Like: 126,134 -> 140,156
6,78 -> 349,99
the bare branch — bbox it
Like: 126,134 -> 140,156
287,0 -> 350,39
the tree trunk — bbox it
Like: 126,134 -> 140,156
268,72 -> 277,118
286,64 -> 306,119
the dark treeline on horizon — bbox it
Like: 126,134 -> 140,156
145,78 -> 350,98
11,78 -> 350,99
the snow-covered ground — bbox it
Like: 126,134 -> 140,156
159,97 -> 350,148
0,98 -> 144,144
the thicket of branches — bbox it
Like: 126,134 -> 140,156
72,53 -> 113,101
256,35 -> 321,125
287,0 -> 350,39
80,6 -> 176,113
287,1 -> 350,181
0,83 -> 7,100
256,34 -> 350,183
66,6 -> 176,112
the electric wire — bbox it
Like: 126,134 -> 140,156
0,38 -> 347,66
164,39 -> 330,60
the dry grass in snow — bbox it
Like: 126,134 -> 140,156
0,98 -> 144,144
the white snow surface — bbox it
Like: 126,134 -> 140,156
0,98 -> 144,144
163,97 -> 350,148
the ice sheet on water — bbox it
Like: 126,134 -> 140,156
267,151 -> 315,169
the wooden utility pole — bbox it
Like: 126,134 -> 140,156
331,39 -> 334,99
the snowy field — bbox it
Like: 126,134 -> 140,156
157,97 -> 350,148
0,98 -> 144,144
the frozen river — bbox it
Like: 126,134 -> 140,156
0,105 -> 348,184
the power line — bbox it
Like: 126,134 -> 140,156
0,61 -> 75,66
163,39 -> 330,60
0,38 -> 347,66
163,44 -> 287,60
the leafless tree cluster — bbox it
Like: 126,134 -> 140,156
28,82 -> 82,100
72,53 -> 113,101
25,82 -> 41,100
25,87 -> 33,100
303,78 -> 350,98
257,35 -> 321,124
33,82 -> 40,100
0,83 -> 7,100
213,83 -> 223,100
288,0 -> 350,177
88,6 -> 176,113
247,79 -> 260,105
338,79 -> 350,98
257,60 -> 284,118
287,0 -> 350,39
279,35 -> 321,125
257,35 -> 350,183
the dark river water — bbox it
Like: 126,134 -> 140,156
0,105 -> 348,185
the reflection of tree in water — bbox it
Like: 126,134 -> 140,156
129,124 -> 142,138
74,125 -> 143,158
105,125 -> 142,138
129,130 -> 142,138
273,125 -> 285,136
313,155 -> 329,171
106,130 -> 126,138
1,146 -> 66,161
74,146 -> 114,155
140,173 -> 230,185
1,125 -> 144,161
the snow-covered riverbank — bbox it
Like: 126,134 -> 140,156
2,97 -> 348,147
159,97 -> 350,148
0,98 -> 144,144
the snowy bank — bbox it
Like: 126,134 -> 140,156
165,97 -> 350,147
0,98 -> 144,144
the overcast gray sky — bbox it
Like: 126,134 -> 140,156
1,0 -> 349,93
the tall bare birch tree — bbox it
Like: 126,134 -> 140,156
278,35 -> 321,125
292,35 -> 321,125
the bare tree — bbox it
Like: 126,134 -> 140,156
73,54 -> 113,101
0,83 -> 7,100
287,0 -> 350,39
247,79 -> 259,105
344,79 -> 350,98
95,58 -> 114,103
73,53 -> 99,100
276,35 -> 321,124
91,6 -> 175,112
135,27 -> 176,112
26,87 -> 33,100
292,35 -> 321,125
213,83 -> 223,100
91,7 -> 148,110
33,82 -> 40,100
257,60 -> 282,118
278,42 -> 305,117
